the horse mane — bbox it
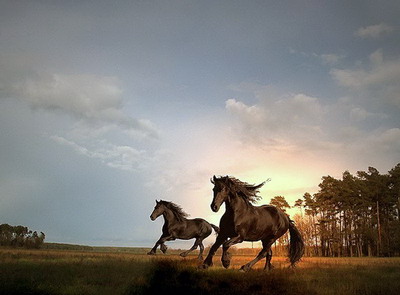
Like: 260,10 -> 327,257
215,176 -> 265,204
159,200 -> 189,221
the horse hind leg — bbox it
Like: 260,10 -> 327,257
221,247 -> 232,269
184,239 -> 205,260
240,239 -> 274,272
240,247 -> 268,272
180,238 -> 201,258
264,249 -> 274,271
198,241 -> 205,260
160,242 -> 168,254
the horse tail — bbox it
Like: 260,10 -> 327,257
210,224 -> 220,235
288,220 -> 304,267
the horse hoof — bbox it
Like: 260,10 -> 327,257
221,252 -> 231,269
160,244 -> 168,254
147,251 -> 156,255
180,252 -> 187,257
240,265 -> 250,272
222,259 -> 231,269
199,261 -> 213,269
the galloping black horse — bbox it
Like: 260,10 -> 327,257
148,200 -> 219,260
201,176 -> 304,271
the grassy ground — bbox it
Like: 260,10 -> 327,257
1,248 -> 400,294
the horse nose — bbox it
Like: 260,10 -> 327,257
150,215 -> 154,221
211,204 -> 218,212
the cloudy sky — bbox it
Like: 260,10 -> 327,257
1,0 -> 399,248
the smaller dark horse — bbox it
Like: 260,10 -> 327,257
148,200 -> 219,260
201,176 -> 304,271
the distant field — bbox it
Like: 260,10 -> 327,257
1,247 -> 400,295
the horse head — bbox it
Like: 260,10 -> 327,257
210,175 -> 230,212
150,200 -> 164,221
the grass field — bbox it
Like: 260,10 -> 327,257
1,248 -> 400,295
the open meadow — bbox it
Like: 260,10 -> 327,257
1,247 -> 400,295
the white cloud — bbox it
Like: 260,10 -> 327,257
344,128 -> 400,162
331,50 -> 400,107
226,92 -> 323,129
355,23 -> 394,39
320,54 -> 344,65
51,135 -> 146,171
225,91 -> 325,153
377,128 -> 400,151
331,68 -> 365,88
224,79 -> 400,179
369,49 -> 383,65
349,107 -> 370,122
278,93 -> 323,120
0,52 -> 158,139
12,73 -> 157,138
0,53 -> 159,172
349,107 -> 387,122
225,98 -> 265,125
21,74 -> 122,115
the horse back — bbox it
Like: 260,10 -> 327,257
169,218 -> 212,240
258,205 -> 289,236
188,218 -> 213,235
234,204 -> 289,241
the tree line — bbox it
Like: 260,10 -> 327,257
270,163 -> 400,257
0,224 -> 45,249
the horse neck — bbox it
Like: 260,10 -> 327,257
226,191 -> 252,214
162,208 -> 181,224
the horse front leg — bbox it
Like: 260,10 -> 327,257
200,234 -> 227,269
221,235 -> 243,269
147,235 -> 174,255
147,238 -> 161,255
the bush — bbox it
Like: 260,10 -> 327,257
0,224 -> 45,249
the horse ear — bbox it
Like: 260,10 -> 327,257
210,177 -> 215,184
156,199 -> 160,204
223,176 -> 232,188
213,175 -> 217,182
